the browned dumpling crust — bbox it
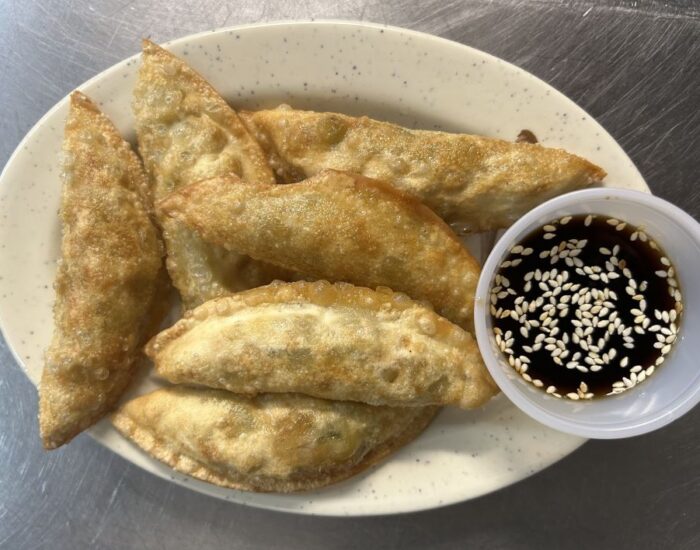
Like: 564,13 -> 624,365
158,170 -> 481,330
133,40 -> 289,309
39,92 -> 164,449
147,281 -> 497,408
240,105 -> 606,231
112,386 -> 439,492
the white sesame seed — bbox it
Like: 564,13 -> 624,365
607,218 -> 619,226
584,215 -> 593,226
543,233 -> 555,240
543,224 -> 556,232
511,244 -> 523,254
567,393 -> 580,400
522,247 -> 534,256
661,344 -> 672,355
546,385 -> 556,394
631,365 -> 642,374
533,379 -> 544,388
655,270 -> 667,278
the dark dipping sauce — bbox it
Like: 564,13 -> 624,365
490,214 -> 682,400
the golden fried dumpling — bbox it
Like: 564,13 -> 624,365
158,170 -> 481,330
146,281 -> 497,408
112,386 -> 438,492
39,92 -> 164,449
240,105 -> 606,230
133,40 -> 288,308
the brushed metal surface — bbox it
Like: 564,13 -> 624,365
1,1 -> 698,548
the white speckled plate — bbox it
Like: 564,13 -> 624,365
0,21 -> 647,516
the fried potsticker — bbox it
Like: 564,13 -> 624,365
112,386 -> 438,492
240,105 -> 606,231
134,40 -> 289,308
158,170 -> 480,330
147,281 -> 497,409
39,92 -> 164,449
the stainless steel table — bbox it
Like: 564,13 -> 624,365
1,1 -> 698,548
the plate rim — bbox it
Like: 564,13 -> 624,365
0,19 -> 650,516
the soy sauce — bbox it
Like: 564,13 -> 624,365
489,214 -> 682,399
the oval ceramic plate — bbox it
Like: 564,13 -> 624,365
0,21 -> 647,516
